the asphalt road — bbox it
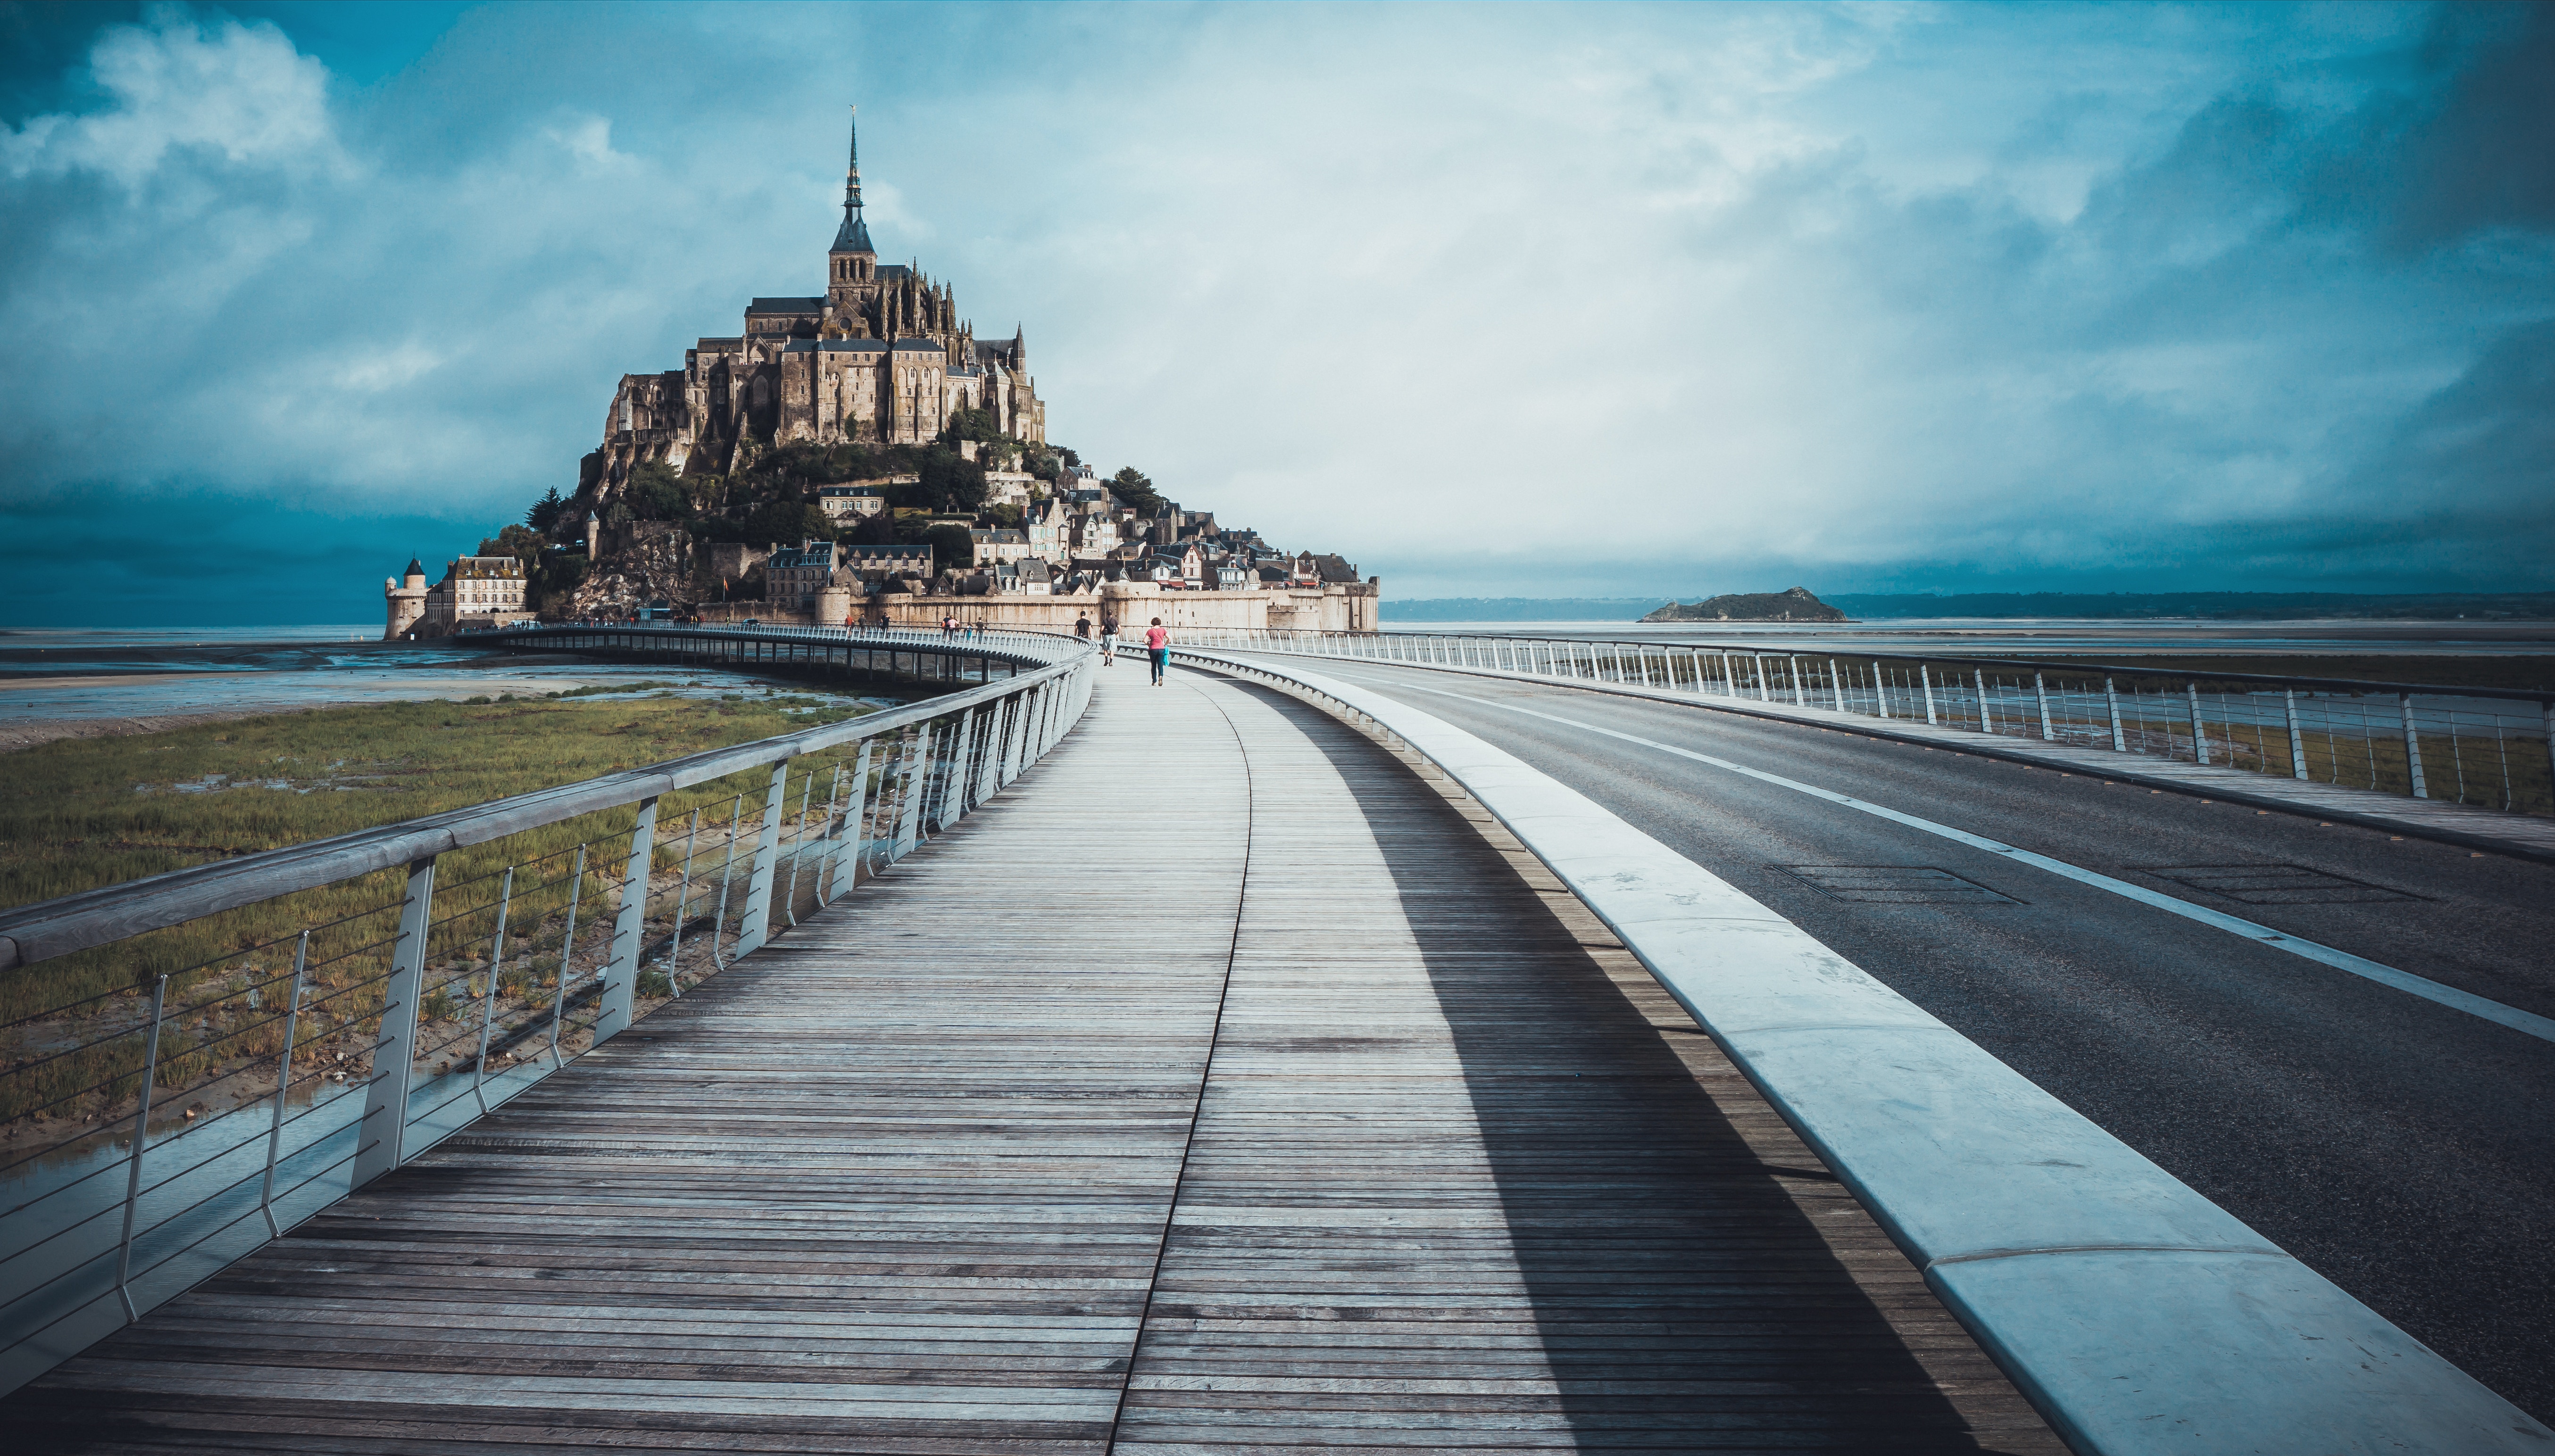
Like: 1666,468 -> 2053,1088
1251,656 -> 2555,1423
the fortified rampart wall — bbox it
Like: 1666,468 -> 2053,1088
869,583 -> 1377,633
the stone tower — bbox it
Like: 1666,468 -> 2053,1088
826,109 -> 878,311
383,557 -> 428,640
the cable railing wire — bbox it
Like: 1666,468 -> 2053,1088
1199,627 -> 2555,820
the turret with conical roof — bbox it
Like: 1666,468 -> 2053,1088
384,557 -> 430,640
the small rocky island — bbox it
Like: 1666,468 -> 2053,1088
1642,587 -> 1850,623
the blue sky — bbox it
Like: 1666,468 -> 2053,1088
1,1 -> 2548,624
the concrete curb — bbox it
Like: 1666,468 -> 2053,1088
1181,647 -> 2551,1456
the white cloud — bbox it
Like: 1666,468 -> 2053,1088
1,7 -> 343,186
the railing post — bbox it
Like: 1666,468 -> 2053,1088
830,741 -> 874,899
663,812 -> 699,981
733,760 -> 791,958
547,845 -> 585,1067
782,771 -> 816,927
1874,661 -> 1890,718
261,933 -> 312,1233
2285,690 -> 2310,780
1919,665 -> 1939,725
938,708 -> 978,830
975,701 -> 1006,805
473,872 -> 511,1102
999,694 -> 1027,786
115,973 -> 170,1320
2035,672 -> 2056,741
1829,659 -> 1845,712
710,795 -> 744,967
354,854 -> 436,1187
1976,669 -> 1995,734
2400,693 -> 2428,798
894,727 -> 930,858
595,796 -> 657,1043
2106,676 -> 2127,751
2187,683 -> 2212,765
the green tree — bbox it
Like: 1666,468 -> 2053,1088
476,524 -> 547,576
942,406 -> 1004,445
526,487 -> 567,533
917,447 -> 987,513
983,502 -> 1024,530
742,499 -> 831,546
848,508 -> 901,546
624,460 -> 690,521
924,523 -> 977,574
1109,466 -> 1163,515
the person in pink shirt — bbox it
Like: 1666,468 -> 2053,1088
1145,618 -> 1169,686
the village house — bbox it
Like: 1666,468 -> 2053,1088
982,469 -> 1038,507
1071,512 -> 1121,556
969,529 -> 1032,566
840,544 -> 934,579
1025,497 -> 1071,563
765,539 -> 842,615
405,555 -> 533,637
817,484 -> 892,519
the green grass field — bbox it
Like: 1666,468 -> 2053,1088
1,689 -> 877,1131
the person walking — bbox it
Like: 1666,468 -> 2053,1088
1145,617 -> 1170,686
1099,612 -> 1120,666
1074,612 -> 1093,646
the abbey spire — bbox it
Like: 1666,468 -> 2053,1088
830,107 -> 875,259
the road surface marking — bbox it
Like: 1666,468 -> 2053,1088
1371,677 -> 2555,1047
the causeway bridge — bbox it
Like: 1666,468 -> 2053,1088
2,625 -> 2550,1452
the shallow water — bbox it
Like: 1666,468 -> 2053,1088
0,627 -> 887,723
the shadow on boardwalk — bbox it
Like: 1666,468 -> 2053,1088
1259,686 -> 2059,1452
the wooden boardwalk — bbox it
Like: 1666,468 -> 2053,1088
9,662 -> 2061,1453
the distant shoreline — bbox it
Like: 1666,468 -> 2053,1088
1382,592 -> 2555,623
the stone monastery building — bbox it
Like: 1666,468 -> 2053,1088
590,113 -> 1046,496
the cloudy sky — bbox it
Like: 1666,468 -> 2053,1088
1,1 -> 2548,624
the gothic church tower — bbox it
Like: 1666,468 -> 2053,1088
826,110 -> 879,320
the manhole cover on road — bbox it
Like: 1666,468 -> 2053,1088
1772,865 -> 2021,905
2139,863 -> 2423,905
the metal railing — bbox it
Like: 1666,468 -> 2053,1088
0,633 -> 1095,1394
478,621 -> 1069,684
1182,627 -> 2555,818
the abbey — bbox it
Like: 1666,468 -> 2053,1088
585,115 -> 1046,496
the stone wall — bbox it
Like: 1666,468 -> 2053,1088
867,582 -> 1378,632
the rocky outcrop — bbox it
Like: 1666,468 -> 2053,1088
1642,587 -> 1849,623
566,523 -> 698,616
